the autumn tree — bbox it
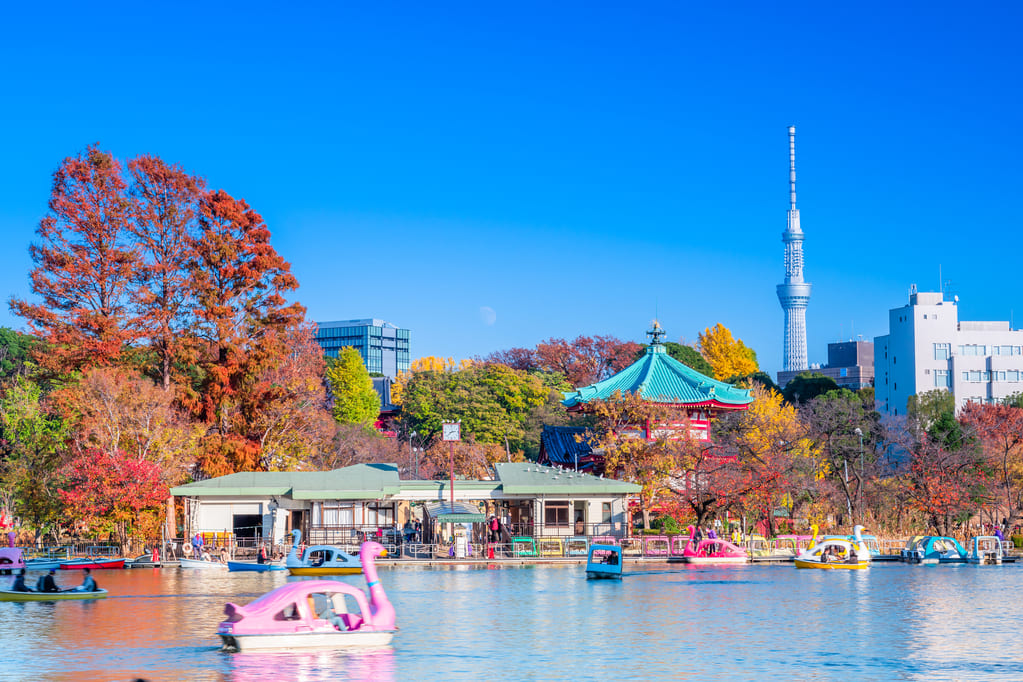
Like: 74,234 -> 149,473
58,447 -> 168,551
10,146 -> 140,373
712,383 -> 815,532
534,336 -> 643,387
960,402 -> 1023,519
327,347 -> 381,426
697,323 -> 758,381
126,155 -> 205,390
184,189 -> 306,476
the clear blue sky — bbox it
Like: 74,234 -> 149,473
1,2 -> 1021,379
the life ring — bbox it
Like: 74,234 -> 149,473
182,543 -> 193,557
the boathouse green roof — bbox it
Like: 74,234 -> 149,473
493,463 -> 640,495
169,463 -> 402,499
561,340 -> 753,409
170,462 -> 638,500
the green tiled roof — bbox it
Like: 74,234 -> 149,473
169,463 -> 401,499
494,463 -> 640,495
561,343 -> 753,409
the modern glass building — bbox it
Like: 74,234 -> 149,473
314,319 -> 410,379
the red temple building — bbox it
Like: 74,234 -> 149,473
539,323 -> 753,472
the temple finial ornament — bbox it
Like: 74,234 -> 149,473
646,320 -> 666,346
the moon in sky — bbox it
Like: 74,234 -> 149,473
479,306 -> 497,326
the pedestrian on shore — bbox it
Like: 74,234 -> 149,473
192,532 -> 204,558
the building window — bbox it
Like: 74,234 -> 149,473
321,502 -> 354,526
602,503 -> 612,524
545,501 -> 569,527
934,370 -> 950,388
1008,370 -> 1020,382
934,343 -> 950,361
365,503 -> 394,526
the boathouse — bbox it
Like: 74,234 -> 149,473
539,323 -> 754,472
170,462 -> 639,550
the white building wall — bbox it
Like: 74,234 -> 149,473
875,290 -> 1023,415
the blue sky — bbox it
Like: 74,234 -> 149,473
1,2 -> 1021,379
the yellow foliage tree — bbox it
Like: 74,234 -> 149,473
390,356 -> 473,405
697,323 -> 759,380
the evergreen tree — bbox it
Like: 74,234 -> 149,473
326,348 -> 381,425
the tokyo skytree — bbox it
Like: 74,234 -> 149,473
776,126 -> 811,372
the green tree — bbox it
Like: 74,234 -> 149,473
907,389 -> 956,432
0,377 -> 69,530
399,362 -> 551,456
326,348 -> 380,426
782,372 -> 840,404
0,329 -> 38,381
727,371 -> 781,394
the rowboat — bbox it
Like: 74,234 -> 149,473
0,588 -> 108,602
24,559 -> 64,571
227,560 -> 287,572
59,558 -> 125,570
179,558 -> 228,570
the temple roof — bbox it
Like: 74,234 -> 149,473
561,332 -> 753,409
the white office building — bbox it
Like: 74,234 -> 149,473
875,288 -> 1023,416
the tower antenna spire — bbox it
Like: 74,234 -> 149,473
789,125 -> 797,212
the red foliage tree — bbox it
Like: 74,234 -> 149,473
959,402 -> 1023,517
185,189 -> 306,475
533,336 -> 643,386
10,146 -> 141,372
58,447 -> 168,549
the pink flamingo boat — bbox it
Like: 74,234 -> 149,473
682,525 -> 749,564
217,541 -> 396,651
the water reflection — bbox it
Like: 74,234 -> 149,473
3,562 -> 1023,680
229,647 -> 395,682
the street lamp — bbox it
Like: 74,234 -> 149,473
409,431 -> 417,478
854,427 -> 864,518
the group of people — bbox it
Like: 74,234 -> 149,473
181,533 -> 231,563
401,520 -> 423,544
10,567 -> 98,593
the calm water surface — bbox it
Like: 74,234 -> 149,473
1,562 -> 1021,681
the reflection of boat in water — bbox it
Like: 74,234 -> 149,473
967,536 -> 1003,565
794,525 -> 871,570
219,542 -> 395,651
0,588 -> 109,601
900,536 -> 967,564
227,645 -> 396,682
585,544 -> 622,580
287,530 -> 363,576
179,558 -> 229,570
682,526 -> 748,564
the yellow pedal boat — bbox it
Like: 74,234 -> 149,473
795,525 -> 871,570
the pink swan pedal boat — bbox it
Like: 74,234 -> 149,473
682,526 -> 749,564
218,541 -> 396,652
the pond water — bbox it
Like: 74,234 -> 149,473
2,561 -> 1022,681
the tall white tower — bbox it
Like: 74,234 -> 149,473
776,126 -> 811,372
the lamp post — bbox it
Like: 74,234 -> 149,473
854,427 -> 864,519
409,430 -> 417,478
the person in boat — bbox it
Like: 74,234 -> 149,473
38,569 -> 60,593
219,547 -> 230,563
192,532 -> 204,558
257,543 -> 268,564
76,567 -> 97,592
693,526 -> 703,544
11,569 -> 31,592
707,527 -> 717,540
201,549 -> 213,562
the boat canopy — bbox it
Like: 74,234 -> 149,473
423,501 -> 486,524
